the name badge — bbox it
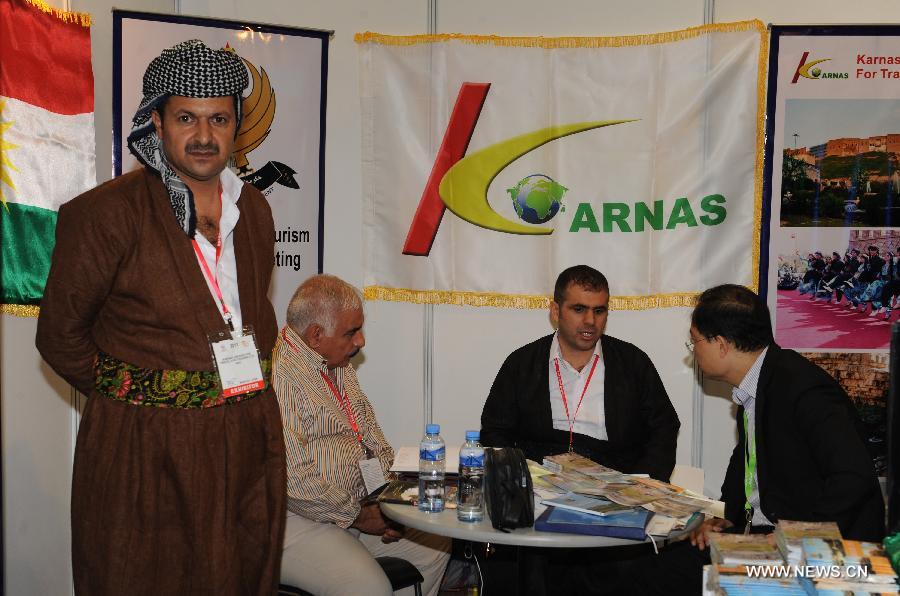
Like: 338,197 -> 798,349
359,456 -> 386,495
208,326 -> 265,398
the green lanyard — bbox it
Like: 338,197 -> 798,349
743,410 -> 757,524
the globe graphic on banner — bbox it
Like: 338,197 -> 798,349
506,174 -> 568,224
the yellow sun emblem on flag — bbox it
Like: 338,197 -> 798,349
0,99 -> 19,209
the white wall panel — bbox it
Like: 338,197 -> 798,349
352,300 -> 427,448
1,316 -> 73,596
432,306 -> 551,444
437,0 -> 703,36
716,0 -> 900,25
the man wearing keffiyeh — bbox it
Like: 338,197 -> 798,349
37,40 -> 286,595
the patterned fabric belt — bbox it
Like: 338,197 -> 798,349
94,352 -> 271,409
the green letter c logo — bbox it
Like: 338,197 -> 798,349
438,120 -> 635,235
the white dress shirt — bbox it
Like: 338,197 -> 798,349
193,168 -> 243,331
731,347 -> 773,527
548,332 -> 607,441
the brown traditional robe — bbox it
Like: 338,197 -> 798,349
36,168 -> 286,595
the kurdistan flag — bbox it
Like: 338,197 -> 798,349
0,0 -> 94,316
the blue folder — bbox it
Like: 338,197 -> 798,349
534,505 -> 652,540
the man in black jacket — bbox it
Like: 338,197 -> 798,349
848,245 -> 886,310
480,265 -> 680,481
690,284 -> 883,541
823,248 -> 861,303
626,284 -> 884,595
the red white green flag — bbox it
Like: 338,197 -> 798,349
0,0 -> 94,316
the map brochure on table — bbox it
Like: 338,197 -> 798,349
541,492 -> 635,516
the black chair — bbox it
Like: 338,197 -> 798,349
278,556 -> 424,596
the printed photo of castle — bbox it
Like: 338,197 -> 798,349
780,99 -> 900,228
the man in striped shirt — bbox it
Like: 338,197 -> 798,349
274,274 -> 450,595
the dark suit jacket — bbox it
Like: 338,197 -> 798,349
720,345 -> 884,541
480,334 -> 680,481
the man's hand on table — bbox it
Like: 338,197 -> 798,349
351,503 -> 406,543
689,517 -> 733,550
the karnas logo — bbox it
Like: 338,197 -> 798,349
791,51 -> 848,83
402,83 -> 727,257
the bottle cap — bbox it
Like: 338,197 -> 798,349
426,423 -> 440,434
465,430 -> 480,441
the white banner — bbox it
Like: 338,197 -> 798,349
358,21 -> 766,309
114,12 -> 327,325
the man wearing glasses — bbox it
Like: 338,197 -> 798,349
630,284 -> 884,595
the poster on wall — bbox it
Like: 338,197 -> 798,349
357,21 -> 767,311
112,11 -> 328,325
762,25 -> 900,474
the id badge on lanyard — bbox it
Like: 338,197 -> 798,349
358,456 -> 386,495
208,326 -> 265,397
318,369 -> 386,494
194,226 -> 264,398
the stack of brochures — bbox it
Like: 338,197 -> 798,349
774,520 -> 842,566
709,534 -> 784,567
802,538 -> 899,594
706,535 -> 807,595
531,452 -> 722,540
706,534 -> 900,595
708,564 -> 810,595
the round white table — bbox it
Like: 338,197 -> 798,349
380,503 -> 644,548
381,501 -> 702,595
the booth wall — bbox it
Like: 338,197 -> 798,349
5,1 -> 900,593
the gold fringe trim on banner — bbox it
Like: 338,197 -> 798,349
1,304 -> 40,317
364,286 -> 701,311
22,0 -> 91,27
749,26 -> 769,295
355,19 -> 764,48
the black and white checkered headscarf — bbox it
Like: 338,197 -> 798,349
127,39 -> 248,238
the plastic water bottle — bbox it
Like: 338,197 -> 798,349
418,424 -> 446,512
457,430 -> 485,522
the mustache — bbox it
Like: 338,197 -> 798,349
185,142 -> 219,154
348,347 -> 361,359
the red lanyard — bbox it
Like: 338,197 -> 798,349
281,329 -> 365,446
191,186 -> 234,331
319,371 -> 364,445
553,354 -> 600,453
